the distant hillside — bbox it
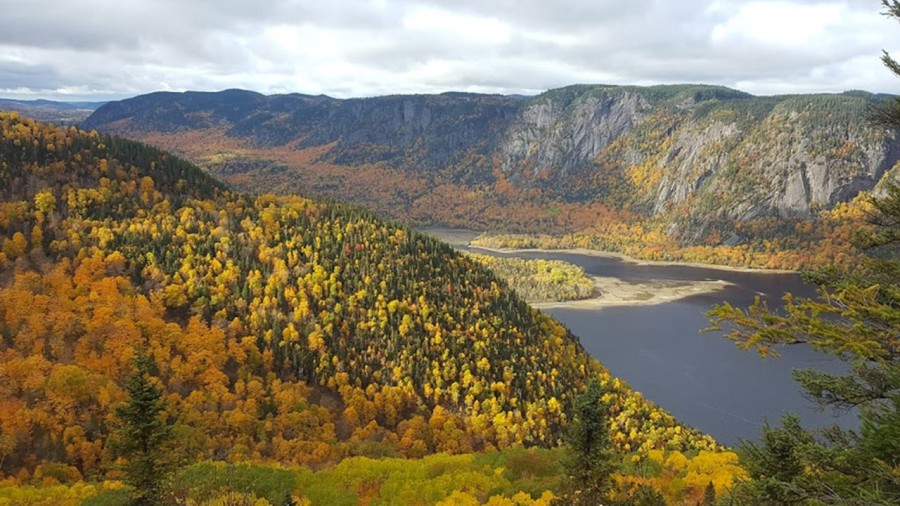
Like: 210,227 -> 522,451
82,85 -> 899,268
0,98 -> 104,123
83,89 -> 524,184
0,113 -> 715,483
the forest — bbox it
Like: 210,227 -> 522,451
466,254 -> 595,303
0,113 -> 751,504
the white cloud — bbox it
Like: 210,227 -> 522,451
402,6 -> 512,45
711,2 -> 845,48
0,0 -> 898,100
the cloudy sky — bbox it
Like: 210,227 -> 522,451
2,0 -> 900,101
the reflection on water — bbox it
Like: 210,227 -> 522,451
462,246 -> 854,445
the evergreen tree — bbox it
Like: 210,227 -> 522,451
873,1 -> 900,129
702,481 -> 716,506
112,353 -> 175,505
708,179 -> 900,504
556,379 -> 617,505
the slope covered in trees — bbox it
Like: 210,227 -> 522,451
0,448 -> 747,505
0,113 -> 721,492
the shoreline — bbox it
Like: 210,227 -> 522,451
467,244 -> 798,275
531,275 -> 733,309
419,228 -> 789,308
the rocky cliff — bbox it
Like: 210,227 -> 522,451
81,84 -> 900,241
498,87 -> 899,226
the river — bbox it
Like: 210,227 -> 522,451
425,229 -> 855,446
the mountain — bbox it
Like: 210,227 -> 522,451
0,112 -> 716,483
81,85 -> 900,255
0,98 -> 105,124
82,89 -> 524,186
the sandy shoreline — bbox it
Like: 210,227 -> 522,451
465,244 -> 752,308
419,229 -> 784,308
467,244 -> 797,275
531,276 -> 732,309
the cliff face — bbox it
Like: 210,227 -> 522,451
497,89 -> 650,186
82,85 -> 900,238
488,87 -> 899,240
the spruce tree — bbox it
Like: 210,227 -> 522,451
112,353 -> 175,505
557,379 -> 617,505
702,481 -> 716,506
874,1 -> 900,129
708,163 -> 900,504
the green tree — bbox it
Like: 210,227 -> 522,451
873,1 -> 900,128
702,481 -> 716,506
556,379 -> 617,505
707,181 -> 900,504
112,353 -> 176,505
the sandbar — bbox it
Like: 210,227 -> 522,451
531,276 -> 732,309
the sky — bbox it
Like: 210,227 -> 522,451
2,0 -> 900,101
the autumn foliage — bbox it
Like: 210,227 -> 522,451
0,113 -> 722,490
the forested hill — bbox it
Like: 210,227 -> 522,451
0,112 -> 715,482
82,85 -> 900,262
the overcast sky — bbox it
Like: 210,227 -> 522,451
2,0 -> 900,101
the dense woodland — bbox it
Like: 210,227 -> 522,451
469,196 -> 868,271
0,113 -> 747,504
0,448 -> 747,505
466,254 -> 595,303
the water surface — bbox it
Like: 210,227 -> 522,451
461,245 -> 853,445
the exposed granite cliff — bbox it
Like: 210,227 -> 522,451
493,86 -> 899,230
497,88 -> 650,187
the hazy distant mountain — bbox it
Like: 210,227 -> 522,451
0,98 -> 105,123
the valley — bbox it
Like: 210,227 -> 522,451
80,85 -> 899,270
446,244 -> 849,445
4,0 -> 900,503
422,228 -> 737,308
3,74 -> 899,506
0,113 -> 738,505
421,224 -> 847,444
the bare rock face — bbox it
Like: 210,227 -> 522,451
652,121 -> 740,214
498,91 -> 649,184
488,86 -> 899,227
648,115 -> 899,222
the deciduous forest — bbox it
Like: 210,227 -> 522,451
0,113 -> 745,504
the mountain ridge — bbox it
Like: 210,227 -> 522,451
81,84 -> 900,265
0,98 -> 105,123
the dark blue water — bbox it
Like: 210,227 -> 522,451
466,247 -> 854,446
